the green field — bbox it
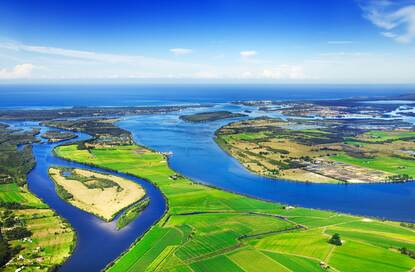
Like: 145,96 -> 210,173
330,153 -> 415,177
55,144 -> 415,272
0,183 -> 75,271
0,183 -> 46,208
358,130 -> 415,142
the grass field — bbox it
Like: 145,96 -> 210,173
54,143 -> 415,272
0,183 -> 46,208
356,130 -> 415,143
330,153 -> 415,177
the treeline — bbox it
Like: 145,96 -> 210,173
0,210 -> 32,266
0,126 -> 37,186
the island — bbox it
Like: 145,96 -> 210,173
40,130 -> 78,143
180,111 -> 246,122
215,117 -> 415,183
48,167 -> 145,222
0,105 -> 207,121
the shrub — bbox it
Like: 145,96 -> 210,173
328,233 -> 342,246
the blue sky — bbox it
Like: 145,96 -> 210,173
0,0 -> 414,83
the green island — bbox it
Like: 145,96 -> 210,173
215,117 -> 415,183
40,130 -> 78,143
116,198 -> 150,230
54,132 -> 415,272
0,124 -> 75,271
180,111 -> 246,122
48,167 -> 146,222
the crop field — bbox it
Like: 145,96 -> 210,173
263,251 -> 323,272
356,130 -> 415,142
330,153 -> 415,177
0,183 -> 75,271
0,183 -> 46,208
228,248 -> 289,272
55,143 -> 415,272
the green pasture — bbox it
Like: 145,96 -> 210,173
330,152 -> 415,177
221,132 -> 269,142
0,182 -> 46,207
360,130 -> 415,142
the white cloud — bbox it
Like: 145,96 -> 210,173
240,50 -> 257,58
327,41 -> 354,44
0,41 -> 214,80
0,41 -> 183,67
318,52 -> 372,57
192,71 -> 219,79
262,65 -> 307,80
381,31 -> 397,38
169,48 -> 192,56
0,63 -> 34,79
361,1 -> 415,43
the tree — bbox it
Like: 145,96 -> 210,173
329,233 -> 342,246
5,226 -> 32,240
0,231 -> 11,266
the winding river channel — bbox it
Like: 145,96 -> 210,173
14,101 -> 415,271
21,125 -> 166,271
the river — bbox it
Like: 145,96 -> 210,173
21,125 -> 166,271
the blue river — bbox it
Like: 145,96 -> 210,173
21,126 -> 166,271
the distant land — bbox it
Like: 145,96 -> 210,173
180,111 -> 247,122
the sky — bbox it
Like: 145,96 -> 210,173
0,0 -> 414,84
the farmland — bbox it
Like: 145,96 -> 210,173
55,142 -> 415,272
215,118 -> 415,183
0,179 -> 75,272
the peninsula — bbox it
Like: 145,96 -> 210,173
215,117 -> 415,183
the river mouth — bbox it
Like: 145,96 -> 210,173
24,126 -> 166,272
